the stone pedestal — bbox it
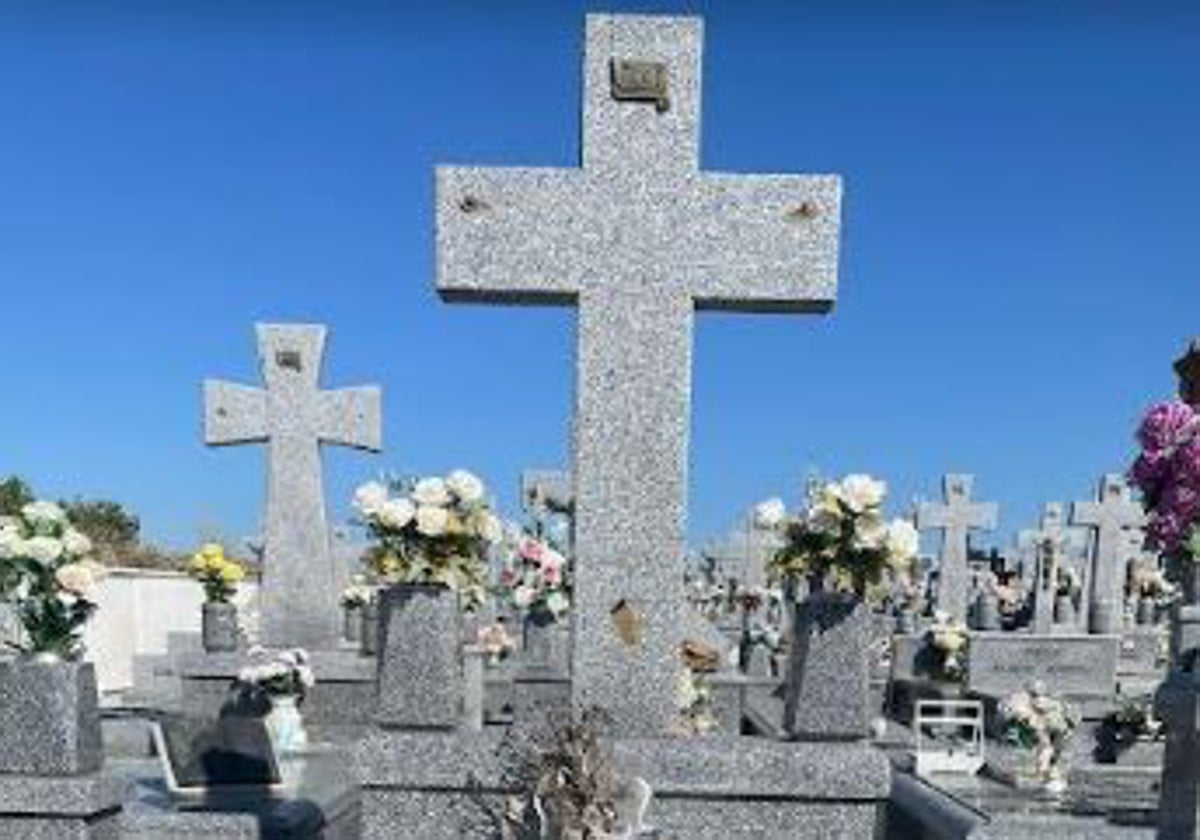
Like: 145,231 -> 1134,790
1155,666 -> 1200,840
0,773 -> 126,840
355,730 -> 889,840
521,615 -> 569,675
0,660 -> 102,775
975,592 -> 1000,631
201,602 -> 240,653
375,584 -> 462,730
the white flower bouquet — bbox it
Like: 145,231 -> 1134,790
1001,682 -> 1078,788
498,531 -> 571,622
353,470 -> 502,609
237,647 -> 316,699
754,474 -> 919,598
0,501 -> 106,659
339,576 -> 376,609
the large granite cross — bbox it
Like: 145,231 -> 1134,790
205,324 -> 381,650
916,474 -> 998,625
1071,474 -> 1146,635
436,14 -> 841,734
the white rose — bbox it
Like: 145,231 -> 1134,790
0,527 -> 24,560
55,561 -> 99,600
806,506 -> 841,535
353,481 -> 390,517
21,501 -> 66,526
839,474 -> 887,513
415,505 -> 449,537
513,585 -> 535,608
853,515 -> 888,550
753,498 -> 787,530
412,477 -> 450,507
378,498 -> 416,530
24,535 -> 63,565
62,529 -> 93,558
885,519 -> 920,561
480,514 -> 504,544
446,470 -> 485,504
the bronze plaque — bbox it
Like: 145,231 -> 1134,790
275,350 -> 303,372
610,59 -> 670,112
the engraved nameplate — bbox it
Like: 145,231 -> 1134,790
610,59 -> 670,112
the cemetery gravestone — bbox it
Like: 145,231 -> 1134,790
205,323 -> 382,650
917,474 -> 998,625
437,12 -> 841,736
1072,474 -> 1146,636
967,633 -> 1119,701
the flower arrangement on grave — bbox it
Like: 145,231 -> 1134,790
670,668 -> 719,736
498,531 -> 571,623
1095,695 -> 1163,763
0,501 -> 106,659
187,543 -> 246,603
754,475 -> 920,598
475,621 -> 517,664
1000,682 -> 1078,791
353,470 -> 503,610
237,647 -> 315,753
1054,566 -> 1082,600
339,575 -> 375,610
924,609 -> 969,682
1129,400 -> 1200,584
1130,561 -> 1178,607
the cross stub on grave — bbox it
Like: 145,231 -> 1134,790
436,14 -> 842,734
916,474 -> 998,625
1071,474 -> 1146,635
205,323 -> 381,650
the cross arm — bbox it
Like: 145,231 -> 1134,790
685,173 -> 842,312
319,386 -> 382,451
204,380 -> 268,446
436,166 -> 586,305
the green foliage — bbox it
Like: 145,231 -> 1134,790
61,498 -> 139,552
0,476 -> 34,517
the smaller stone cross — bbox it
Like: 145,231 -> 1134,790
917,475 -> 998,625
205,323 -> 381,650
1071,474 -> 1146,635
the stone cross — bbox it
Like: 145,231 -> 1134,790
205,323 -> 381,650
916,475 -> 998,625
1071,474 -> 1146,635
436,14 -> 841,735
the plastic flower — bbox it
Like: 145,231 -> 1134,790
840,475 -> 887,514
753,498 -> 787,530
412,477 -> 450,507
446,470 -> 485,505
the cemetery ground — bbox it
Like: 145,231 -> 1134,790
1,10 -> 1198,840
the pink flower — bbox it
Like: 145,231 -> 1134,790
543,564 -> 561,586
1138,401 -> 1197,453
519,538 -> 545,563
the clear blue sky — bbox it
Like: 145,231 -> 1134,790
1,1 -> 1197,553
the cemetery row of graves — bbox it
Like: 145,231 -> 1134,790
1,11 -> 1199,840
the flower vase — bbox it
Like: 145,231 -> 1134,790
523,612 -> 567,674
783,588 -> 871,739
202,602 -> 239,653
0,657 -> 103,775
895,609 -> 916,635
344,604 -> 363,644
360,599 -> 379,656
265,694 -> 308,754
375,583 -> 462,729
1053,594 -> 1075,625
1136,598 -> 1156,626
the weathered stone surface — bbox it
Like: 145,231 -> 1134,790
1072,474 -> 1146,635
437,12 -> 841,737
917,475 -> 998,625
0,660 -> 102,776
967,632 -> 1119,699
205,323 -> 381,650
375,585 -> 462,729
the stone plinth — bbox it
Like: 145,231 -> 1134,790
0,660 -> 102,776
356,729 -> 888,840
0,773 -> 126,840
178,649 -> 376,726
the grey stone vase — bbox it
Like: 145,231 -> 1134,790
375,584 -> 462,728
1137,598 -> 1156,626
343,604 -> 363,644
522,613 -> 568,674
360,599 -> 379,656
0,657 -> 103,775
783,588 -> 871,740
1054,594 -> 1076,625
202,601 -> 239,653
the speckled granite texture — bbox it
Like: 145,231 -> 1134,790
436,12 -> 841,736
0,660 -> 103,776
0,773 -> 125,840
375,585 -> 462,729
205,323 -> 381,650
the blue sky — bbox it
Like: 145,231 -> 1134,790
1,1 -> 1197,553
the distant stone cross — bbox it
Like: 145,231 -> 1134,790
437,14 -> 841,734
205,324 -> 381,650
917,475 -> 998,625
1071,474 -> 1146,635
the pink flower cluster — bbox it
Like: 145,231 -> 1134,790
1130,400 -> 1200,556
